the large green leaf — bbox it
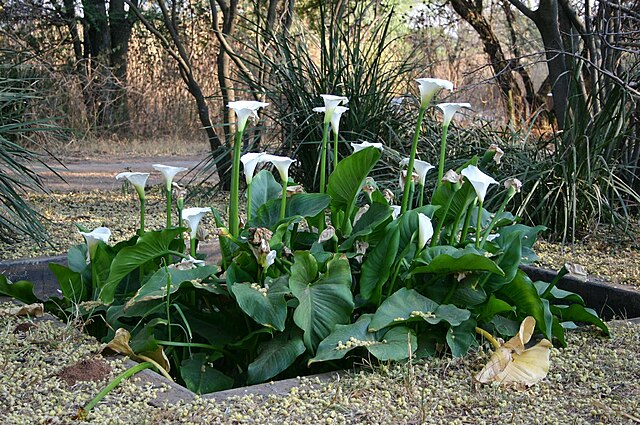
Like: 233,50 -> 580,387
339,201 -> 393,251
495,224 -> 547,264
49,263 -> 86,303
497,270 -> 552,339
247,333 -> 306,384
369,288 -> 471,331
0,275 -> 39,304
446,318 -> 478,357
411,246 -> 504,276
101,228 -> 185,304
290,252 -> 354,351
180,353 -> 233,394
483,234 -> 521,292
230,282 -> 287,331
550,304 -> 609,335
124,265 -> 218,312
475,294 -> 515,323
251,193 -> 330,229
367,326 -> 417,361
328,147 -> 381,219
359,221 -> 400,304
250,170 -> 282,218
310,314 -> 416,364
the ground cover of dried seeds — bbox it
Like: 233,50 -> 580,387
1,305 -> 638,424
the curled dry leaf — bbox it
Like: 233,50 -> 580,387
0,303 -> 44,317
475,316 -> 552,387
103,328 -> 170,374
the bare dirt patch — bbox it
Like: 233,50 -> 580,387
57,357 -> 112,386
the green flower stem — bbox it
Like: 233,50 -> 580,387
437,124 -> 449,186
475,200 -> 484,248
229,129 -> 245,237
177,204 -> 183,242
165,188 -> 172,228
280,179 -> 288,221
246,182 -> 253,221
475,326 -> 501,350
431,196 -> 454,247
190,237 -> 197,258
417,183 -> 425,208
81,362 -> 154,417
165,269 -> 172,342
319,121 -> 330,194
457,199 -> 477,245
401,106 -> 427,214
542,266 -> 569,298
479,191 -> 514,249
135,187 -> 146,234
333,130 -> 339,173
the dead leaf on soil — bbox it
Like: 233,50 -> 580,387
475,316 -> 552,387
0,303 -> 44,318
102,328 -> 170,373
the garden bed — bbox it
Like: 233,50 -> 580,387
1,297 -> 638,424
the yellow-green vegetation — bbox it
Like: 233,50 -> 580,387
1,305 -> 638,424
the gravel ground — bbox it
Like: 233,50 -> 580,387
1,305 -> 638,424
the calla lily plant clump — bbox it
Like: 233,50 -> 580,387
0,79 -> 609,394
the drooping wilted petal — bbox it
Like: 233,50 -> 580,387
228,100 -> 269,132
152,164 -> 188,189
416,78 -> 454,108
475,316 -> 552,387
488,144 -> 505,164
436,102 -> 472,127
460,165 -> 498,203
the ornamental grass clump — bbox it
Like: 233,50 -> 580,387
0,82 -> 608,395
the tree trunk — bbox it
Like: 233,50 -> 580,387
108,0 -> 137,130
449,0 -> 526,123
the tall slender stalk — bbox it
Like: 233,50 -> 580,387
319,121 -> 330,193
229,130 -> 244,236
401,106 -> 427,213
437,124 -> 449,186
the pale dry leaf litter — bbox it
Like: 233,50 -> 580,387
1,305 -> 638,424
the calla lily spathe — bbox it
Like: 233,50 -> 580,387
460,165 -> 498,203
240,152 -> 266,185
182,207 -> 210,240
314,105 -> 349,136
416,78 -> 454,108
417,213 -> 434,249
351,141 -> 384,153
436,102 -> 471,127
228,101 -> 269,132
79,227 -> 111,264
318,94 -> 349,121
153,164 -> 188,190
115,172 -> 149,195
400,158 -> 434,187
261,154 -> 295,183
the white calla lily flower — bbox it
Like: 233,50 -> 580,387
391,205 -> 402,220
240,152 -> 266,185
416,78 -> 454,108
400,158 -> 435,187
351,141 -> 384,153
153,164 -> 188,190
318,94 -> 349,121
436,102 -> 472,127
261,154 -> 295,183
314,105 -> 349,136
79,227 -> 111,264
417,213 -> 434,249
461,165 -> 498,203
228,101 -> 269,132
115,172 -> 149,195
182,207 -> 211,240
